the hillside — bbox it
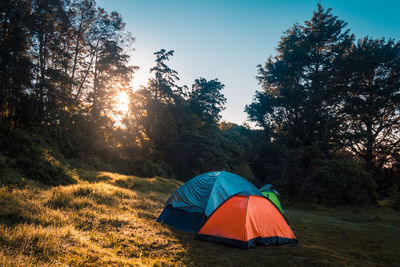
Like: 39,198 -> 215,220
0,171 -> 399,266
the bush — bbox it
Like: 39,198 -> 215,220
307,159 -> 377,206
391,184 -> 400,210
272,145 -> 326,201
123,157 -> 174,178
0,130 -> 77,186
231,164 -> 255,182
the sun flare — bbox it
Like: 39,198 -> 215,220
115,91 -> 130,114
113,91 -> 130,127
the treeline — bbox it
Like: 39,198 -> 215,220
246,5 -> 400,205
1,1 -> 399,207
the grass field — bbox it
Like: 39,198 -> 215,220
0,171 -> 399,266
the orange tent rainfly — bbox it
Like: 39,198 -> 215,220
196,195 -> 298,248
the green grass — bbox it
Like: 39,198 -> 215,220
0,171 -> 399,266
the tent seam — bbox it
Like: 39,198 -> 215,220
243,195 -> 250,245
204,171 -> 222,216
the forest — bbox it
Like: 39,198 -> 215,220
1,0 -> 400,208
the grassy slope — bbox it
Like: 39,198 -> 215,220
0,171 -> 399,266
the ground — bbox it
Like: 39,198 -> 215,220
0,171 -> 399,266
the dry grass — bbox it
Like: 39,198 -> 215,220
0,170 -> 399,266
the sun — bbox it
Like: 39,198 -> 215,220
115,91 -> 130,114
113,91 -> 130,127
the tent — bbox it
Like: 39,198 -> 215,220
196,194 -> 297,248
157,171 -> 263,232
260,184 -> 284,213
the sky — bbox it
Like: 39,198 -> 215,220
97,0 -> 400,125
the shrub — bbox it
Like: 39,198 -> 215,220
231,164 -> 255,182
307,159 -> 377,206
120,157 -> 174,178
391,184 -> 400,210
0,130 -> 77,186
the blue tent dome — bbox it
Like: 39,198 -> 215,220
157,171 -> 262,232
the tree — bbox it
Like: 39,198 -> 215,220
88,9 -> 136,123
127,49 -> 181,150
29,0 -> 72,124
150,49 -> 182,101
189,78 -> 226,123
246,4 -> 353,151
338,37 -> 400,170
0,0 -> 33,130
125,49 -> 231,179
164,78 -> 227,180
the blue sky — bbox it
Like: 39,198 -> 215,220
97,0 -> 400,125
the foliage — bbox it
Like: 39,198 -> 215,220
307,159 -> 377,206
392,188 -> 400,210
338,37 -> 400,170
0,130 -> 77,186
246,4 -> 353,151
0,0 -> 136,136
246,4 -> 400,201
0,0 -> 33,129
125,50 -> 239,180
189,78 -> 226,123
